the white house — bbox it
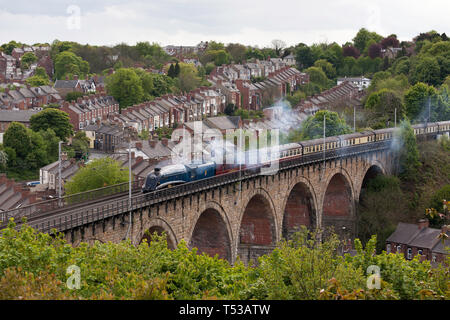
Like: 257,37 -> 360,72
337,76 -> 371,91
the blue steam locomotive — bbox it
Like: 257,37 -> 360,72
141,161 -> 216,193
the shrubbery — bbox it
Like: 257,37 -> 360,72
0,221 -> 448,300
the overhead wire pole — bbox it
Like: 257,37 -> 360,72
58,141 -> 62,207
353,105 -> 356,132
321,114 -> 326,180
395,108 -> 397,128
125,131 -> 133,241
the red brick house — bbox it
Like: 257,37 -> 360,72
386,219 -> 449,265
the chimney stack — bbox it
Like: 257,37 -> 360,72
418,219 -> 429,230
73,75 -> 78,80
161,138 -> 169,147
149,139 -> 157,148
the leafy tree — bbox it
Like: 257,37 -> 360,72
167,64 -> 176,78
176,63 -> 201,92
404,82 -> 437,121
213,50 -> 231,66
20,52 -> 38,70
148,73 -> 175,97
394,119 -> 421,180
365,89 -> 405,128
25,75 -> 50,87
30,108 -> 74,141
3,122 -> 31,159
204,62 -> 216,75
381,36 -> 400,49
106,68 -> 144,109
174,62 -> 180,77
314,59 -> 336,79
226,43 -> 247,63
1,41 -> 21,55
65,91 -> 85,102
65,158 -> 129,195
353,28 -> 383,53
54,51 -> 90,80
300,110 -> 352,140
305,66 -> 329,90
70,131 -> 90,159
39,129 -> 60,163
294,43 -> 315,70
342,45 -> 360,59
246,47 -> 265,61
411,56 -> 441,86
368,43 -> 382,59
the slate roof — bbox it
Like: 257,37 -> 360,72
54,80 -> 79,89
386,222 -> 423,244
0,110 -> 39,122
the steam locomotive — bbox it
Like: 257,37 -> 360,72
141,120 -> 450,193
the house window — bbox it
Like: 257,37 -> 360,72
386,244 -> 391,254
397,245 -> 401,253
407,248 -> 412,260
432,254 -> 437,262
418,249 -> 423,256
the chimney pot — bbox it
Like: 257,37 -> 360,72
418,219 -> 429,230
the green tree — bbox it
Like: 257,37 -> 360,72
176,63 -> 201,92
365,88 -> 406,128
1,41 -> 21,55
226,43 -> 247,63
294,43 -> 314,70
394,120 -> 421,180
106,68 -> 144,109
30,108 -> 74,141
65,158 -> 129,195
20,52 -> 38,70
65,91 -> 86,102
25,75 -> 50,87
353,28 -> 383,53
404,82 -> 437,121
305,66 -> 329,90
174,62 -> 181,77
167,64 -> 175,78
411,56 -> 441,86
300,110 -> 352,140
70,131 -> 90,159
54,51 -> 90,80
313,59 -> 336,79
3,122 -> 31,159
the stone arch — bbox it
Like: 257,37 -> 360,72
237,189 -> 278,264
189,204 -> 232,262
321,170 -> 355,238
281,177 -> 318,239
138,218 -> 177,250
358,164 -> 385,202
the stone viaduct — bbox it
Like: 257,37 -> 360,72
58,144 -> 395,264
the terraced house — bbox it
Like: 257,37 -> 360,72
60,94 -> 119,131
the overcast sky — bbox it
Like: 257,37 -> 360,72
0,0 -> 448,47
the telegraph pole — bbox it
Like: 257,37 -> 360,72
58,141 -> 62,206
394,108 -> 397,128
353,105 -> 356,132
125,131 -> 133,241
